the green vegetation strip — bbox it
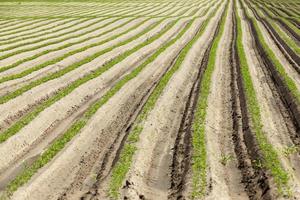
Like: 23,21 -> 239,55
109,4 -> 221,200
4,17 -> 179,195
236,7 -> 290,195
0,17 -> 132,74
191,3 -> 227,199
280,17 -> 300,36
0,18 -> 169,143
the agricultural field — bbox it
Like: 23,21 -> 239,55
0,0 -> 299,199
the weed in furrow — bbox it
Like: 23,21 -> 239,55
237,1 -> 291,196
108,4 -> 222,200
3,17 -> 180,196
191,2 -> 227,199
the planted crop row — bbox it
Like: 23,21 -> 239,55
0,2 -> 164,60
0,19 -> 32,31
0,18 -> 48,34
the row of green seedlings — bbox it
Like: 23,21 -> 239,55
0,3 -> 121,20
1,18 -> 114,51
0,18 -> 166,143
108,1 -> 223,199
0,19 -> 26,28
1,9 -> 200,197
0,1 -> 185,21
0,2 -> 159,42
0,18 -> 153,77
0,0 -> 213,147
1,0 -> 215,197
0,2 -> 192,63
237,0 -> 295,196
254,0 -> 300,36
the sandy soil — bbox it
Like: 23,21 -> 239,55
8,16 -> 197,200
